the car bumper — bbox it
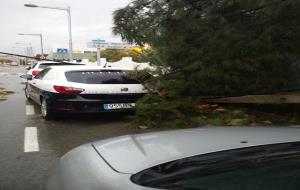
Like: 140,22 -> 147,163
53,100 -> 136,113
44,93 -> 146,113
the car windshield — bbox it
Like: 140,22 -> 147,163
132,142 -> 300,190
174,158 -> 300,190
65,70 -> 140,84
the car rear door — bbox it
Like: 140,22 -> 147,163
29,68 -> 52,104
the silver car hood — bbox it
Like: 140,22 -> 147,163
92,127 -> 300,174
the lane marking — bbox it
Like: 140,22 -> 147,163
24,127 -> 39,152
26,105 -> 35,115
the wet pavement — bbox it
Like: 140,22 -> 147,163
0,65 -> 154,190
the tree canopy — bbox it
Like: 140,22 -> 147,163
100,48 -> 148,62
0,57 -> 12,64
113,0 -> 300,127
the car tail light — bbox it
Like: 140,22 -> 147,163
53,85 -> 85,94
32,70 -> 41,76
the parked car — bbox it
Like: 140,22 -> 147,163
25,66 -> 147,119
26,61 -> 81,77
47,127 -> 300,190
26,61 -> 58,77
10,61 -> 18,66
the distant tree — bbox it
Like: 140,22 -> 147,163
113,0 -> 300,127
0,57 -> 12,64
35,54 -> 49,60
100,48 -> 149,63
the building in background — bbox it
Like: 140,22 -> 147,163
50,46 -> 97,61
50,41 -> 138,62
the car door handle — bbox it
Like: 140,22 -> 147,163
32,82 -> 36,85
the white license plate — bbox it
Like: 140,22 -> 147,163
103,103 -> 135,110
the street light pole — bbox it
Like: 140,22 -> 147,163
12,46 -> 28,65
66,7 -> 73,62
39,34 -> 44,55
24,4 -> 73,61
97,48 -> 101,66
18,33 -> 43,55
12,46 -> 27,55
15,43 -> 33,56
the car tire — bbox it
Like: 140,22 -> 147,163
24,84 -> 31,100
41,99 -> 55,120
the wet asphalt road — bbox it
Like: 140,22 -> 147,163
0,65 -> 154,190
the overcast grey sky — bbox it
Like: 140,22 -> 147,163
0,0 -> 131,54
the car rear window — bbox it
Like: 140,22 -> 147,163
65,70 -> 140,84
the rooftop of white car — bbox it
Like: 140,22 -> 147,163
49,65 -> 133,71
37,61 -> 60,64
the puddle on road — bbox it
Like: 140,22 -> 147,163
0,88 -> 15,101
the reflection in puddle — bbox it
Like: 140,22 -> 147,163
0,88 -> 15,101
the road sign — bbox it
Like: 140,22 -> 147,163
91,39 -> 107,48
57,48 -> 68,53
88,39 -> 137,49
92,39 -> 106,43
88,39 -> 138,66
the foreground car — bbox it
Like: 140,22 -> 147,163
26,66 -> 147,119
47,127 -> 300,190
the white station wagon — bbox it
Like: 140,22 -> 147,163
25,66 -> 147,119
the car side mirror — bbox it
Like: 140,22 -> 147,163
26,66 -> 31,70
19,74 -> 32,80
26,74 -> 33,80
19,74 -> 26,79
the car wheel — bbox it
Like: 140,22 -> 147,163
24,84 -> 31,100
41,99 -> 54,120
